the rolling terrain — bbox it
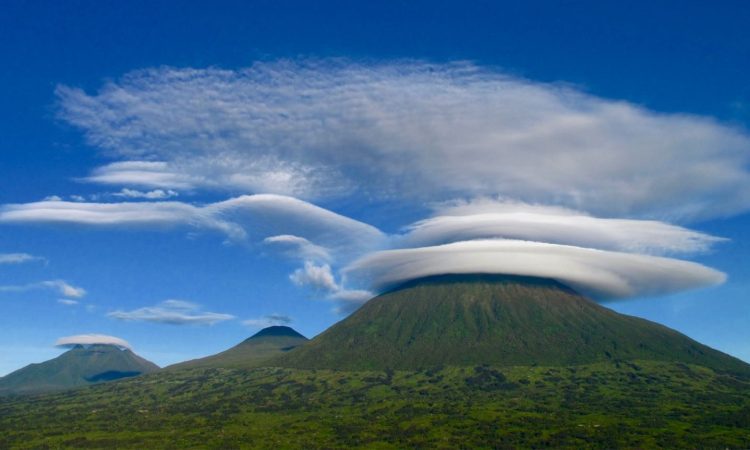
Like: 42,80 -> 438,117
0,275 -> 749,448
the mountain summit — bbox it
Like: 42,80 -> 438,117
276,274 -> 748,371
0,344 -> 159,395
169,325 -> 308,370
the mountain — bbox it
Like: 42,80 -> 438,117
275,274 -> 749,372
0,344 -> 159,395
169,325 -> 308,370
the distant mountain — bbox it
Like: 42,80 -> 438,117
275,274 -> 749,372
0,344 -> 159,395
169,326 -> 308,370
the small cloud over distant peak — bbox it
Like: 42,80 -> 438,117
55,334 -> 132,350
242,313 -> 292,329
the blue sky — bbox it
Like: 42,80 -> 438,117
1,1 -> 749,374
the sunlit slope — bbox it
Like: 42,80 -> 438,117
0,344 -> 159,395
276,274 -> 749,371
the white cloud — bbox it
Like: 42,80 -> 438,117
242,313 -> 292,328
290,261 -> 339,292
113,188 -> 179,199
401,201 -> 725,255
56,59 -> 750,220
290,260 -> 374,309
55,334 -> 132,350
0,194 -> 384,256
107,299 -> 234,325
84,161 -> 197,190
0,279 -> 86,298
0,253 -> 44,265
264,235 -> 331,262
41,280 -> 87,298
345,239 -> 726,300
57,298 -> 79,306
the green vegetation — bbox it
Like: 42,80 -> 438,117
168,326 -> 308,370
2,275 -> 749,448
1,361 -> 749,448
0,344 -> 158,396
274,274 -> 748,372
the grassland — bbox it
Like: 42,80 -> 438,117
1,360 -> 749,449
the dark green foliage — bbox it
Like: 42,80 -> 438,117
167,326 -> 308,370
0,361 -> 749,448
0,345 -> 158,395
274,274 -> 748,372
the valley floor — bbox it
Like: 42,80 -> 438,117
1,361 -> 749,449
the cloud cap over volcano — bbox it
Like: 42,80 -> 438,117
345,240 -> 726,300
55,334 -> 132,350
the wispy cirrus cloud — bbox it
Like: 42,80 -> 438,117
57,59 -> 750,221
0,279 -> 86,298
0,253 -> 45,265
107,299 -> 234,325
57,298 -> 79,306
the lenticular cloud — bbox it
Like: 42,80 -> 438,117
4,58 -> 741,309
345,240 -> 726,300
55,334 -> 132,350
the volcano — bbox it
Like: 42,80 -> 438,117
0,344 -> 159,395
169,325 -> 308,370
276,274 -> 748,372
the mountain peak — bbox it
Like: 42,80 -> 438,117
0,343 -> 158,395
274,273 -> 748,372
248,326 -> 306,340
168,326 -> 308,370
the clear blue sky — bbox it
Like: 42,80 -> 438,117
1,0 -> 749,374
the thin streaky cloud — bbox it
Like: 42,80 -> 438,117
107,299 -> 235,325
0,280 -> 86,298
0,253 -> 45,265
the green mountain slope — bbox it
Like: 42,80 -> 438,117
0,344 -> 159,395
168,326 -> 308,370
275,274 -> 749,371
